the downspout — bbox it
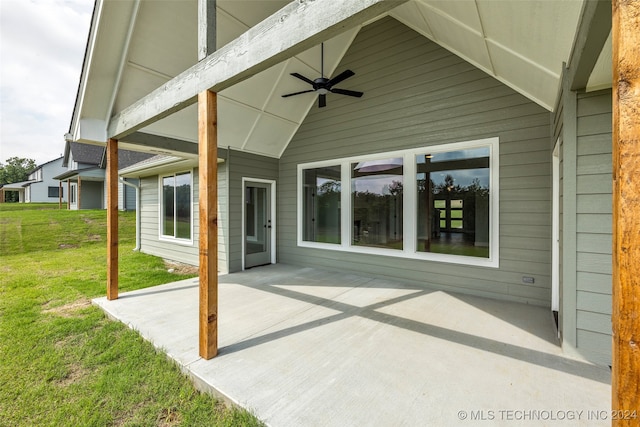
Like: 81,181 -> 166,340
119,177 -> 141,251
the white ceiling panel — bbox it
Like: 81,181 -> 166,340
218,97 -> 261,151
141,104 -> 198,143
487,41 -> 559,110
426,0 -> 483,33
114,64 -> 169,113
389,2 -> 433,38
243,114 -> 299,158
263,58 -> 318,123
587,31 -> 612,92
220,62 -> 287,110
417,2 -> 493,73
476,0 -> 581,73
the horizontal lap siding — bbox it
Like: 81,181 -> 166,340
278,17 -> 552,306
139,164 -> 228,273
575,90 -> 612,365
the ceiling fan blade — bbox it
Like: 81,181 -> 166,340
331,88 -> 364,98
282,89 -> 316,98
327,70 -> 355,87
290,72 -> 315,86
318,94 -> 327,108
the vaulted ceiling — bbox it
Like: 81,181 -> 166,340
72,0 -> 610,160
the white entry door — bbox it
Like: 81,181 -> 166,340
244,180 -> 274,269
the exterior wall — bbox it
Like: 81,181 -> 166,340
227,149 -> 279,272
138,163 -> 228,273
574,90 -> 612,365
118,179 -> 138,211
278,17 -> 553,306
80,181 -> 104,209
27,158 -> 68,203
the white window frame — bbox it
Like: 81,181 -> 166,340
297,137 -> 499,268
158,170 -> 194,245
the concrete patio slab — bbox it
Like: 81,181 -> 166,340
93,264 -> 611,427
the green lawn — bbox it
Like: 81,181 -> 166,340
0,203 -> 263,426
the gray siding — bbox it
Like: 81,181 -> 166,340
26,158 -> 68,203
227,149 -> 279,272
278,18 -> 553,306
80,181 -> 103,209
575,89 -> 612,365
138,163 -> 228,273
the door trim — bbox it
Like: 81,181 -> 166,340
552,141 -> 560,314
242,178 -> 276,270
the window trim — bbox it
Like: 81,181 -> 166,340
158,170 -> 194,245
297,138 -> 499,268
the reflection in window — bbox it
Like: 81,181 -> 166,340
352,158 -> 403,250
162,172 -> 191,239
303,166 -> 341,243
417,147 -> 490,258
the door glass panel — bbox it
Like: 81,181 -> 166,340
246,186 -> 267,255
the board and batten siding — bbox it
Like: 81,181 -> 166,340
278,17 -> 553,306
574,89 -> 612,365
138,163 -> 228,273
227,149 -> 279,273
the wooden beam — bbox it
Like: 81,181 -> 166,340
568,0 -> 611,91
120,131 -> 198,156
198,90 -> 218,359
59,181 -> 62,209
198,0 -> 216,61
612,0 -> 640,423
108,0 -> 407,139
67,180 -> 71,210
106,138 -> 119,300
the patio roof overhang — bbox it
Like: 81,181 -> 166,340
68,0 -> 608,160
53,166 -> 104,182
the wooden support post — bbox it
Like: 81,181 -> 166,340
198,89 -> 218,359
67,180 -> 71,210
78,176 -> 82,210
59,181 -> 62,209
106,138 -> 119,300
612,0 -> 640,423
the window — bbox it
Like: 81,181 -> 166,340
298,138 -> 498,267
302,166 -> 341,244
161,172 -> 192,240
416,147 -> 490,258
352,158 -> 403,250
48,186 -> 62,198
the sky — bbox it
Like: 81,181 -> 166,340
0,0 -> 93,165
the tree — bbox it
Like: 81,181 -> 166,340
0,157 -> 37,202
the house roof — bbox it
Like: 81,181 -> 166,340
68,0 -> 611,160
63,141 -> 153,170
69,141 -> 105,165
0,180 -> 36,190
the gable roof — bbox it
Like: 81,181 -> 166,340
68,0 -> 611,160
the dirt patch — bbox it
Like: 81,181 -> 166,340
56,363 -> 89,387
158,407 -> 181,426
164,260 -> 199,275
58,243 -> 80,249
81,216 -> 94,224
87,234 -> 101,242
43,298 -> 92,318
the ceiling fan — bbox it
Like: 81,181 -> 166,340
281,43 -> 363,108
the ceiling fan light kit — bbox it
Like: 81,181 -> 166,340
282,43 -> 364,108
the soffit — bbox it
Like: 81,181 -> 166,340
109,0 -> 359,158
390,0 -> 584,111
82,0 -> 589,160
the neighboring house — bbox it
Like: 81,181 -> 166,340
0,157 -> 67,203
54,141 -> 152,210
69,0 -> 616,367
24,157 -> 68,203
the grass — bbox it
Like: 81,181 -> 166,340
0,203 -> 264,427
